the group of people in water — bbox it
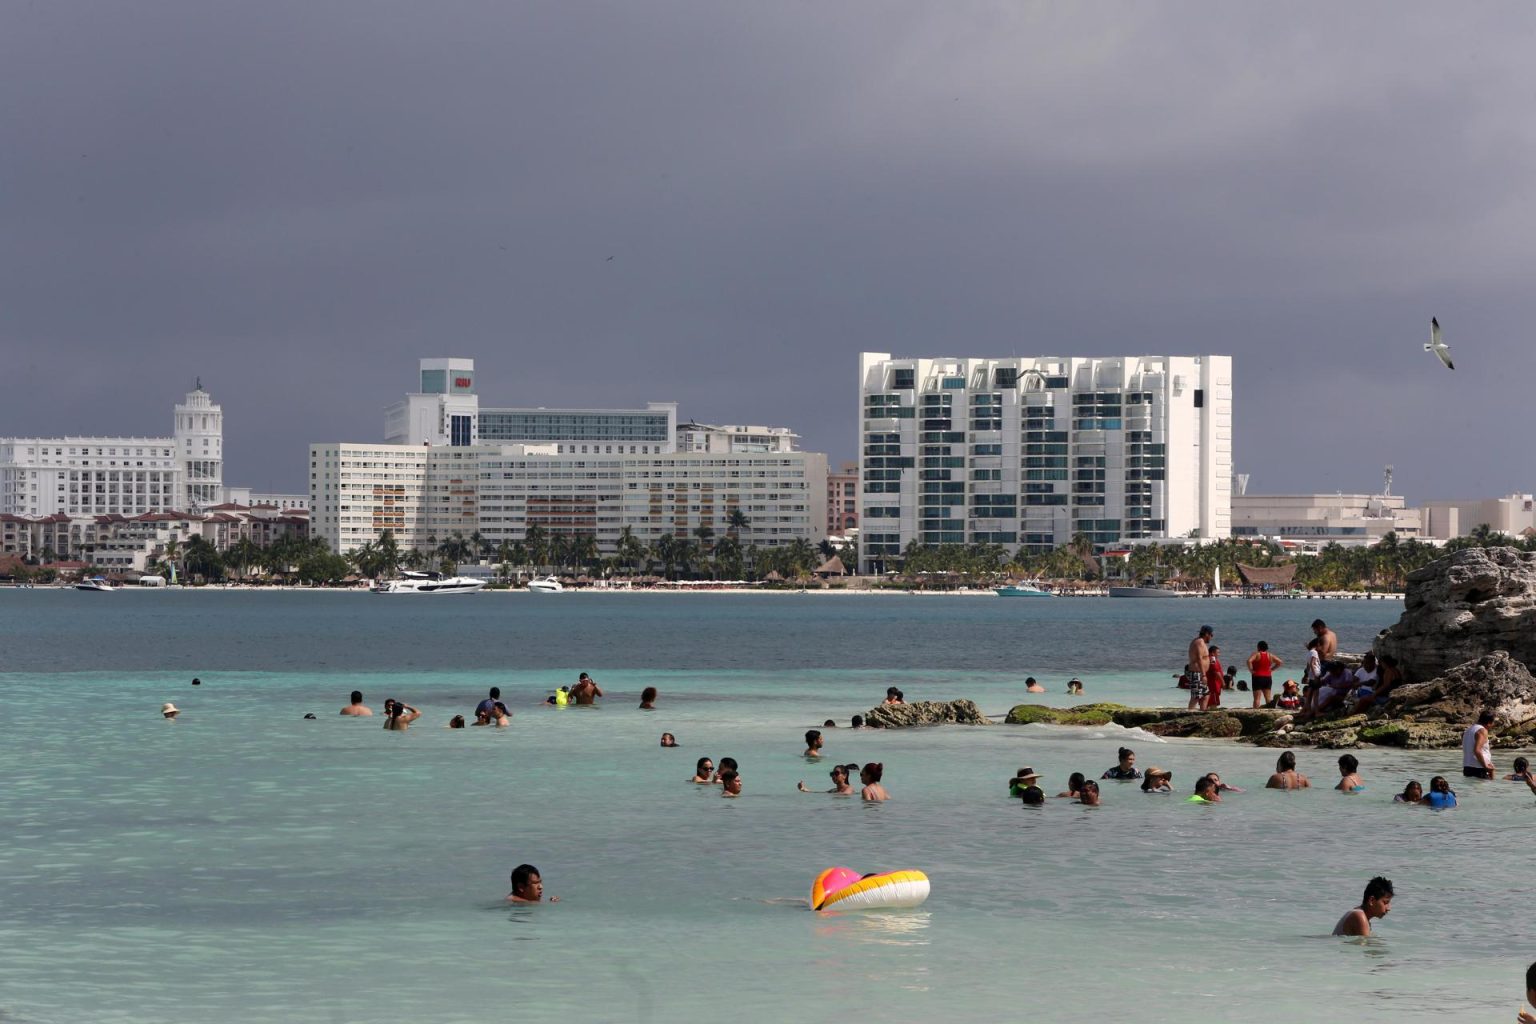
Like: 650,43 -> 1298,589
1005,743 -> 1536,810
328,674 -> 625,730
1181,618 -> 1402,717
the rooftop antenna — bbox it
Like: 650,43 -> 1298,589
1383,465 -> 1393,498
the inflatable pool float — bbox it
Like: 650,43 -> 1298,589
810,866 -> 930,911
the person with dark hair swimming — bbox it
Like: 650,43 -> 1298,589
1057,772 -> 1086,799
1102,747 -> 1141,780
1332,876 -> 1392,937
1336,754 -> 1363,792
799,763 -> 856,795
639,686 -> 658,710
340,690 -> 372,717
691,757 -> 714,784
508,863 -> 557,903
860,763 -> 888,802
1424,775 -> 1457,809
1266,750 -> 1310,790
803,729 -> 823,758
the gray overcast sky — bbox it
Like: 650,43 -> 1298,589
4,2 -> 1534,500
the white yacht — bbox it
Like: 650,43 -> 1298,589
74,576 -> 115,592
525,576 -> 565,593
373,571 -> 486,595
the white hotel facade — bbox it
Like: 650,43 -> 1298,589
857,352 -> 1232,572
0,385 -> 226,517
311,360 -> 827,557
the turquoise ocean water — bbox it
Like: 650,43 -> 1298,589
1,590 -> 1528,1023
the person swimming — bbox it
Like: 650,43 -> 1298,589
659,732 -> 678,747
1424,775 -> 1457,809
691,757 -> 715,783
1395,780 -> 1423,804
803,729 -> 823,758
1335,753 -> 1363,792
1056,772 -> 1085,799
799,763 -> 856,795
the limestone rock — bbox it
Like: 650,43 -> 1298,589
1370,650 -> 1536,728
1004,702 -> 1126,726
1136,713 -> 1244,739
865,699 -> 992,727
1375,547 -> 1536,681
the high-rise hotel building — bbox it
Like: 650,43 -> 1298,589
0,384 -> 226,517
857,352 -> 1232,572
312,359 -> 827,556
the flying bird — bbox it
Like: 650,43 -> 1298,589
1426,317 -> 1454,370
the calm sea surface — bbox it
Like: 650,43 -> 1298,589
1,590 -> 1526,1023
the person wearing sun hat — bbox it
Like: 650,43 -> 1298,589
1140,766 -> 1173,793
1009,766 -> 1042,797
161,702 -> 179,720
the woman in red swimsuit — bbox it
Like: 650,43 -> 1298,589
1247,640 -> 1283,708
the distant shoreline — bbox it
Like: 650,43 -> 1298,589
9,583 -> 1405,600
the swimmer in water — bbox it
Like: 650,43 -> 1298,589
719,770 -> 742,797
799,763 -> 856,794
1332,876 -> 1392,937
448,715 -> 466,729
507,863 -> 558,904
860,762 -> 889,802
1025,676 -> 1046,693
659,732 -> 677,747
1056,772 -> 1086,799
1077,779 -> 1101,806
1336,753 -> 1363,792
691,757 -> 714,783
382,700 -> 420,731
639,686 -> 657,710
1394,780 -> 1423,804
711,756 -> 738,785
804,729 -> 824,758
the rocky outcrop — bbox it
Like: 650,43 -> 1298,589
1004,702 -> 1125,726
865,699 -> 992,727
1368,651 -> 1536,735
1375,547 -> 1536,681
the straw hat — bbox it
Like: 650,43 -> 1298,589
161,702 -> 179,716
1012,766 -> 1042,784
1145,766 -> 1172,780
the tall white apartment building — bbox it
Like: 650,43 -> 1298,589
1,384 -> 227,517
857,352 -> 1232,571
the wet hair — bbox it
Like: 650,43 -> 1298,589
449,715 -> 465,728
1256,641 -> 1268,652
805,729 -> 822,747
1312,619 -> 1328,630
659,733 -> 676,746
640,686 -> 658,703
718,769 -> 739,786
695,757 -> 713,775
1429,775 -> 1451,793
1361,876 -> 1393,903
862,762 -> 884,783
1020,785 -> 1045,806
1024,677 -> 1037,686
1276,750 -> 1297,772
510,863 -> 539,893
1338,754 -> 1359,774
886,686 -> 901,697
851,715 -> 864,728
1081,779 -> 1099,793
1194,776 -> 1217,797
1067,772 -> 1085,793
493,701 -> 509,715
1515,757 -> 1530,773
830,764 -> 849,779
488,687 -> 501,700
1400,780 -> 1422,801
350,690 -> 363,703
1479,709 -> 1496,726
719,757 -> 738,772
823,719 -> 836,727
1118,747 -> 1134,762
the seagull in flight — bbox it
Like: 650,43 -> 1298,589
1426,317 -> 1454,370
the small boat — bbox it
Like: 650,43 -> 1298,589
994,582 -> 1052,597
372,571 -> 485,595
1108,585 -> 1182,598
74,576 -> 115,592
526,576 -> 565,593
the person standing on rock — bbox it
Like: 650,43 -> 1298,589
1187,625 -> 1214,711
1311,619 -> 1337,662
1462,709 -> 1496,779
1248,641 -> 1282,708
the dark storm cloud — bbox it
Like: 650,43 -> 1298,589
3,2 -> 1534,498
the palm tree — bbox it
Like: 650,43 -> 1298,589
727,508 -> 750,538
654,534 -> 680,580
524,524 -> 549,572
693,525 -> 715,578
616,527 -> 646,576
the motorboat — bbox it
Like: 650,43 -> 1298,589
372,571 -> 486,595
526,576 -> 565,593
74,576 -> 115,592
994,582 -> 1052,597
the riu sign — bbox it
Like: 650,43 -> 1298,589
455,377 -> 473,388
